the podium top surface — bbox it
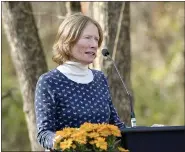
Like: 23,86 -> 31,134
121,125 -> 185,133
121,126 -> 185,152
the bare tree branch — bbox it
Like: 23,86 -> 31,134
112,2 -> 125,61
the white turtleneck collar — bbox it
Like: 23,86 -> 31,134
57,61 -> 93,84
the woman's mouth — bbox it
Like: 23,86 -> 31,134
85,52 -> 96,56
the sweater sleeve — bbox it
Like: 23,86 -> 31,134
34,74 -> 57,149
101,72 -> 126,130
108,98 -> 126,130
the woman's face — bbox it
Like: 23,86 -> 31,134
70,22 -> 99,65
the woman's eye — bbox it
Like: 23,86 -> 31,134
85,36 -> 91,39
95,38 -> 99,42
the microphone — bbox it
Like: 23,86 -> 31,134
102,47 -> 137,127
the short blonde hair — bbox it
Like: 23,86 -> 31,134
52,13 -> 103,65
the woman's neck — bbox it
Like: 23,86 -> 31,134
56,61 -> 93,84
58,61 -> 89,76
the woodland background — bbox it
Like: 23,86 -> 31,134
2,1 -> 184,151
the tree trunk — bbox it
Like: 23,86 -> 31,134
66,2 -> 81,15
90,2 -> 133,125
88,2 -> 109,70
107,2 -> 133,125
2,2 -> 47,151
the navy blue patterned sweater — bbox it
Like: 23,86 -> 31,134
35,68 -> 125,149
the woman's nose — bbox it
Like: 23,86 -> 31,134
90,38 -> 98,48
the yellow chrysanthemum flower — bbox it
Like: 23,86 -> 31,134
107,125 -> 121,137
71,130 -> 87,144
54,123 -> 128,152
87,132 -> 100,138
118,147 -> 129,152
80,122 -> 95,132
74,135 -> 87,144
94,137 -> 107,150
60,139 -> 73,151
89,140 -> 95,145
99,127 -> 112,137
92,123 -> 100,130
56,128 -> 77,138
71,130 -> 87,138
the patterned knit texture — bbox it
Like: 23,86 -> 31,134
35,69 -> 125,149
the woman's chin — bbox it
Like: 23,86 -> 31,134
81,60 -> 94,65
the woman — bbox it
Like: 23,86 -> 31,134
35,13 -> 126,150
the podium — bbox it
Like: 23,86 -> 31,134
121,126 -> 185,152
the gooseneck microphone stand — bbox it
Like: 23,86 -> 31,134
102,48 -> 137,127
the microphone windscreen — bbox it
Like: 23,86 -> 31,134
102,47 -> 110,56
